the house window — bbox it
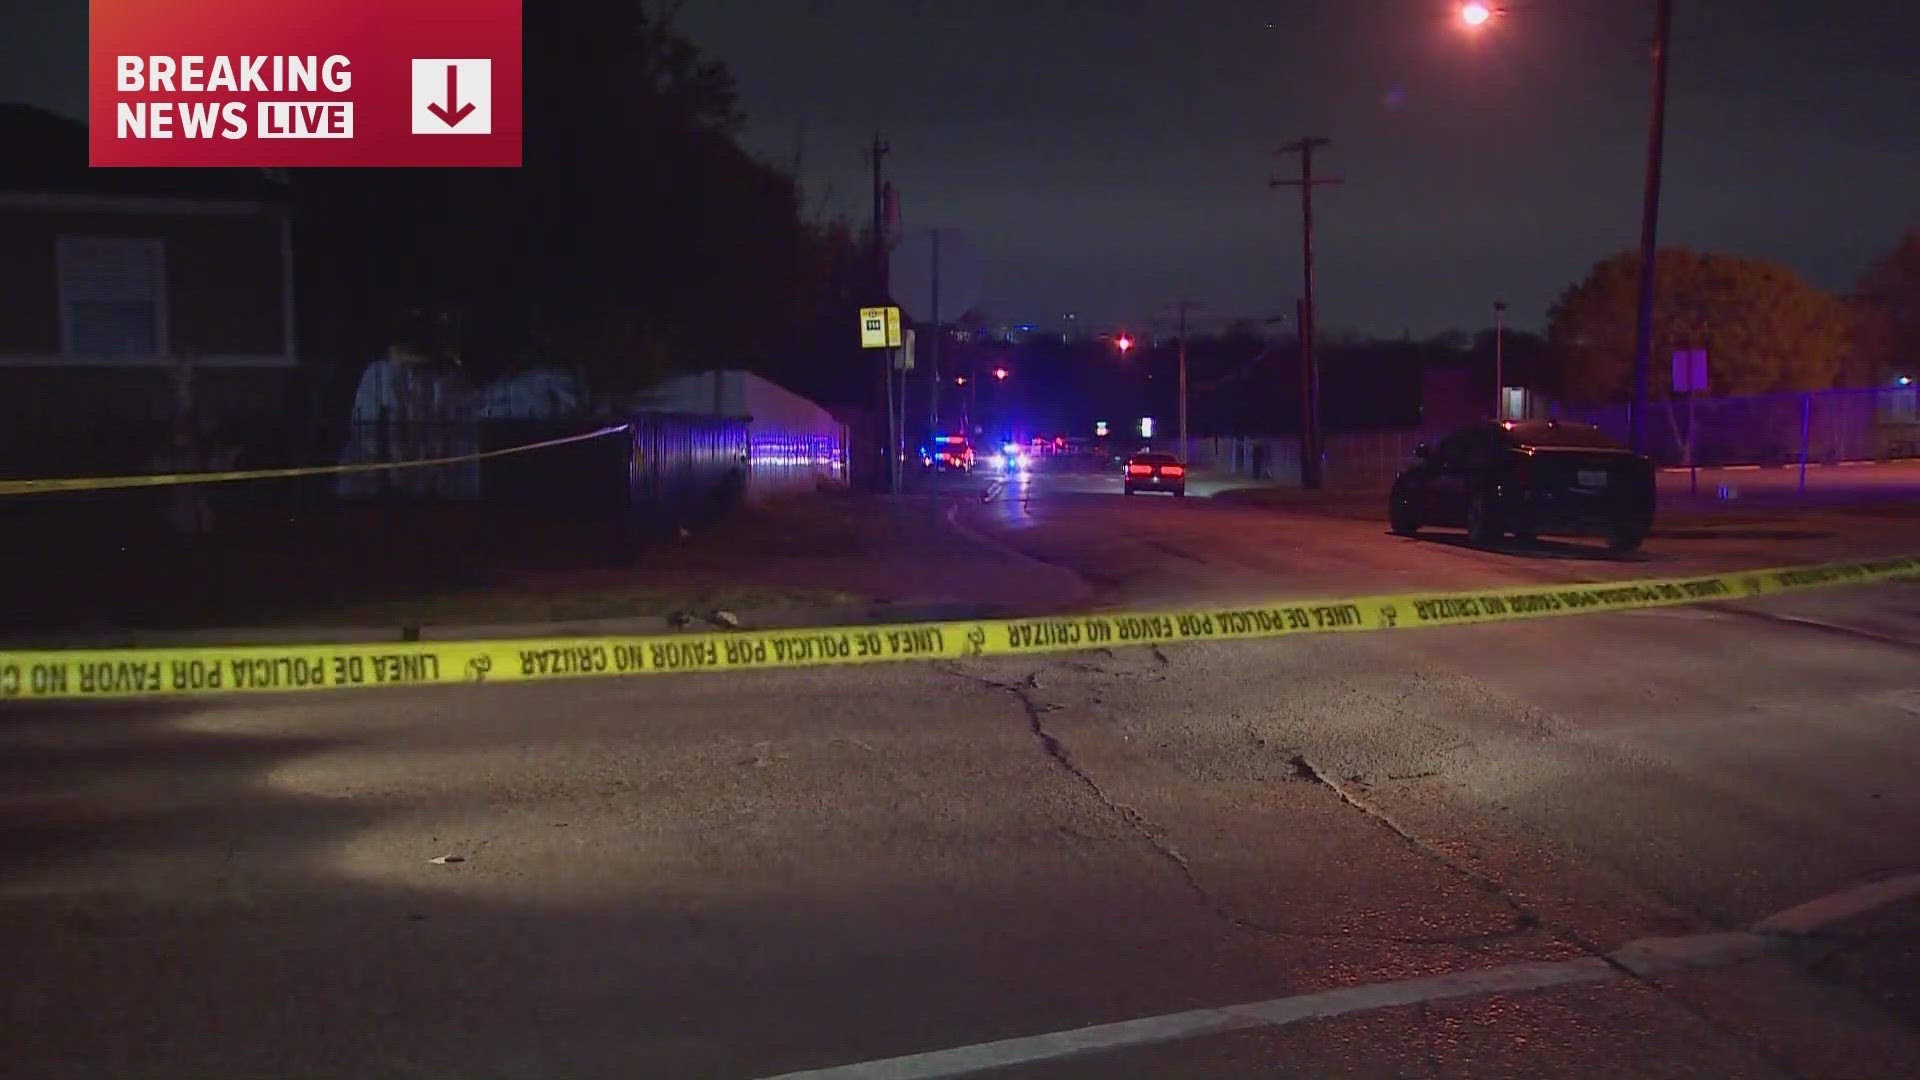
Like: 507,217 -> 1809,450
56,237 -> 168,359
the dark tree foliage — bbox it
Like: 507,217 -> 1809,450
291,3 -> 863,404
1850,231 -> 1920,386
1546,249 -> 1852,404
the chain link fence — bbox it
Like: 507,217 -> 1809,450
1564,386 -> 1920,469
1195,386 -> 1920,493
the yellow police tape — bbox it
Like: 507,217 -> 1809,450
0,425 -> 630,497
2,555 -> 1915,702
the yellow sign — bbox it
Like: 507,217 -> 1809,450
860,306 -> 903,349
1,556 -> 1914,701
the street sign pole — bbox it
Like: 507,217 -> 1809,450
1688,376 -> 1697,498
884,348 -> 898,496
861,306 -> 907,496
1673,346 -> 1707,497
898,347 -> 908,493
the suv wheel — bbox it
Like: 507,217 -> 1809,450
1466,493 -> 1501,546
1607,520 -> 1647,552
1389,487 -> 1419,536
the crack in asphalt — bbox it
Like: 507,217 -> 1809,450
942,665 -> 1544,949
1288,753 -> 1547,919
1288,751 -> 1820,1080
945,667 -> 1213,907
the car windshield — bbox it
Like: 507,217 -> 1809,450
1503,422 -> 1623,450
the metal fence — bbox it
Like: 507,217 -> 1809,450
1323,430 -> 1427,491
1188,437 -> 1304,484
1195,387 -> 1920,494
1194,432 -> 1426,491
1563,386 -> 1920,469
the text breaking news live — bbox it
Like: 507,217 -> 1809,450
88,0 -> 522,167
3,557 -> 1915,702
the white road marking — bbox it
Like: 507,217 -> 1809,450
1755,873 -> 1920,936
760,875 -> 1920,1080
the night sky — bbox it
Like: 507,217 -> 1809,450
8,1 -> 1916,337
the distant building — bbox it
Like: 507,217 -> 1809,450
0,104 -> 299,478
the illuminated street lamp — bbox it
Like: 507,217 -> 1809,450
1455,0 -> 1672,455
993,366 -> 1009,381
1115,333 -> 1135,355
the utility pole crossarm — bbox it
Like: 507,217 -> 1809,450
1270,136 -> 1343,191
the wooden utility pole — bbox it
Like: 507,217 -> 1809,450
869,134 -> 896,494
1273,137 -> 1341,489
869,135 -> 890,301
1629,0 -> 1675,455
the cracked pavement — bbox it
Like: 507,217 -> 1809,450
7,473 -> 1920,1077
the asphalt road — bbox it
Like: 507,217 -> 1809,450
7,468 -> 1920,1079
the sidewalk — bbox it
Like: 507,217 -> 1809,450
0,491 -> 1091,647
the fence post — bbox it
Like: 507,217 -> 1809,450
1798,392 -> 1811,497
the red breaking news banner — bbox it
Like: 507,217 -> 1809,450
88,0 -> 522,167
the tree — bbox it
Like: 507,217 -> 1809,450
1851,231 -> 1920,385
291,2 -> 837,399
1546,249 -> 1852,403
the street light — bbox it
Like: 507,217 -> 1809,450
1455,0 -> 1672,454
993,366 -> 1009,381
1494,299 -> 1508,420
1114,333 -> 1135,356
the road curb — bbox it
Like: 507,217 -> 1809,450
760,872 -> 1920,1080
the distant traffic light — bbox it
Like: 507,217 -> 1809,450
1095,421 -> 1109,437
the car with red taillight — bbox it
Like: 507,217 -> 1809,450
1388,420 -> 1655,550
1123,452 -> 1187,497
